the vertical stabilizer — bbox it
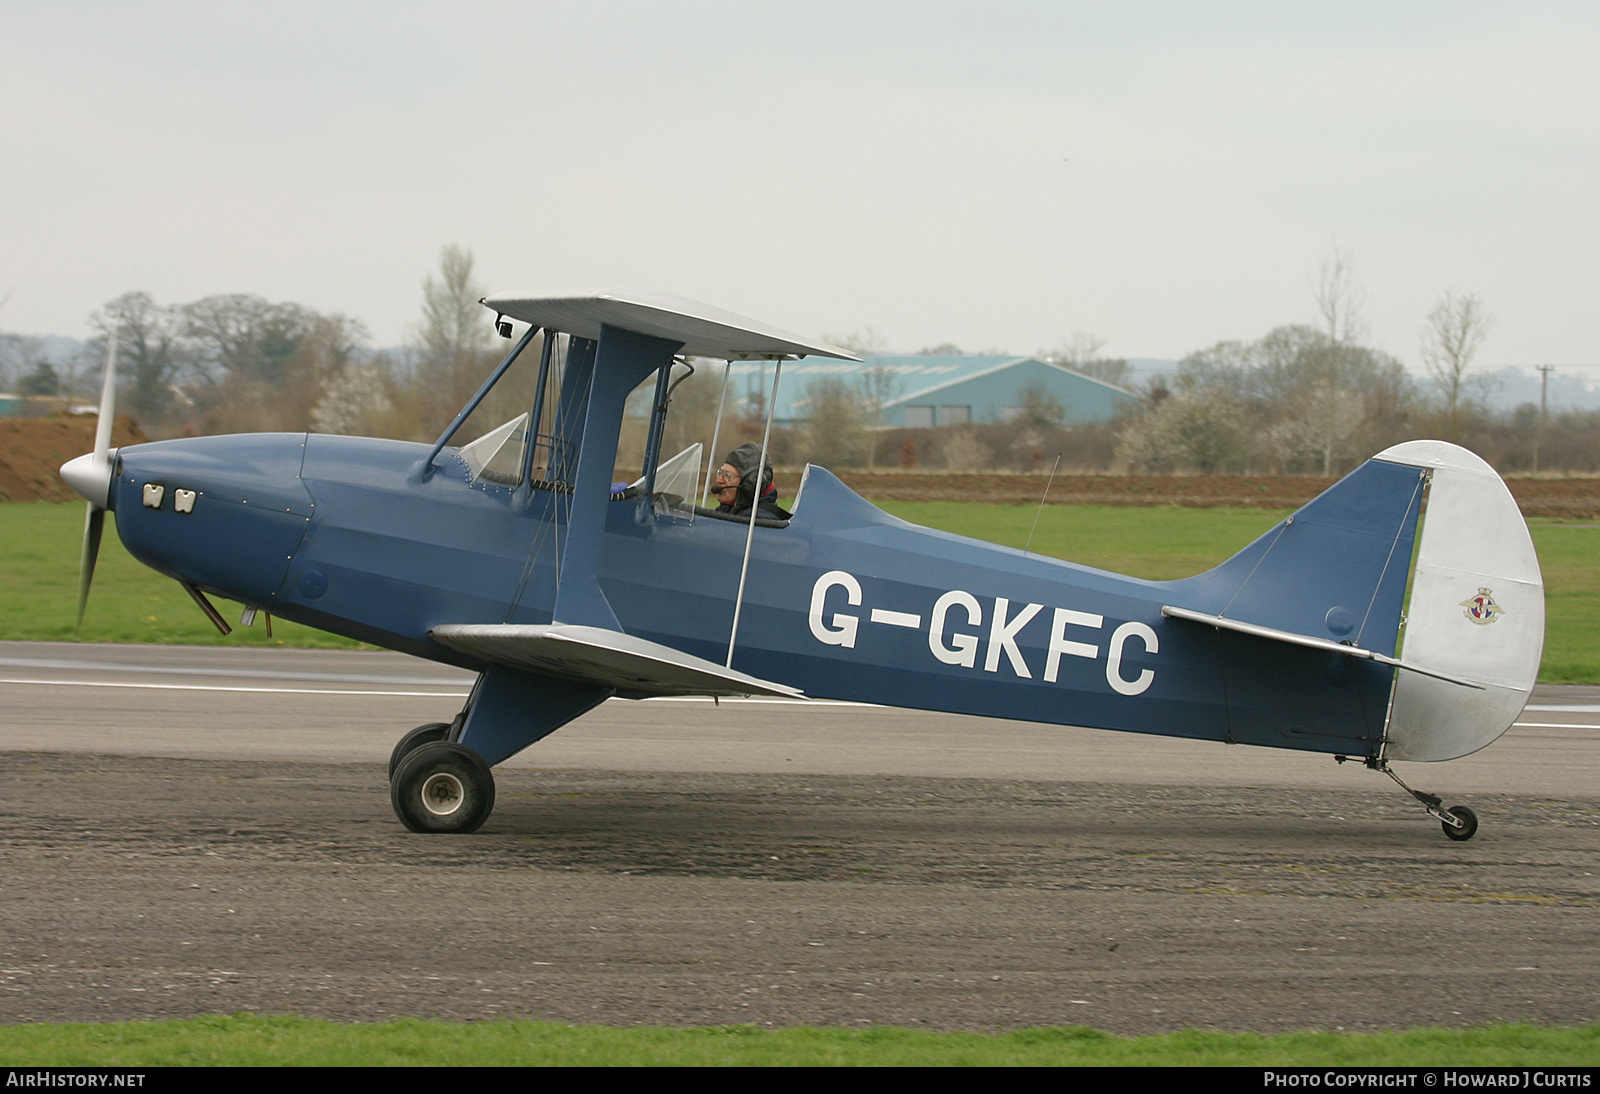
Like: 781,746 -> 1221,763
1377,441 -> 1544,761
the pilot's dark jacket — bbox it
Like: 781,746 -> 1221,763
715,442 -> 792,521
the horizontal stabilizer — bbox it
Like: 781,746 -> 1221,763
431,623 -> 805,699
1160,606 -> 1484,689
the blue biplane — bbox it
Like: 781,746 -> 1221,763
61,292 -> 1545,840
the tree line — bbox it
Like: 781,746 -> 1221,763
4,246 -> 1595,475
0,245 -> 503,442
775,252 -> 1599,476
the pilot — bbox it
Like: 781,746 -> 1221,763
713,442 -> 791,520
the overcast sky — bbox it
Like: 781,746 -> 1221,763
2,1 -> 1596,371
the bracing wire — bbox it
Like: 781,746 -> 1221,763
1023,453 -> 1062,556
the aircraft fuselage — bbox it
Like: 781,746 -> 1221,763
109,430 -> 1409,760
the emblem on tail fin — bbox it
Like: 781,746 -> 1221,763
1460,587 -> 1504,625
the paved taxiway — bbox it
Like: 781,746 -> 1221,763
1,641 -> 1597,1033
4,641 -> 1598,793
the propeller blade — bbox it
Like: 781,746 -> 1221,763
73,330 -> 119,631
76,503 -> 104,630
93,330 -> 118,461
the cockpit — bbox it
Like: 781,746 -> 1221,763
433,318 -> 812,528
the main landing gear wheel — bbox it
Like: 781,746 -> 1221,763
1442,805 -> 1479,842
388,722 -> 450,782
390,741 -> 495,833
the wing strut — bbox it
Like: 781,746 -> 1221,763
726,359 -> 783,668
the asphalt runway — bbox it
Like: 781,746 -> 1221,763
2,641 -> 1597,1034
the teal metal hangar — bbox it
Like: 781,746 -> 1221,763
725,355 -> 1141,429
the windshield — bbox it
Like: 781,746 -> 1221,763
629,442 -> 701,520
457,413 -> 528,486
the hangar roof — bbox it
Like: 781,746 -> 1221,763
717,355 -> 1139,425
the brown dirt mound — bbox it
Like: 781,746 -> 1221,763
0,416 -> 150,503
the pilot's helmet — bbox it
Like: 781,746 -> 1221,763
724,442 -> 773,506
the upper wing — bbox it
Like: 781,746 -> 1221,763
430,623 -> 804,700
481,290 -> 861,361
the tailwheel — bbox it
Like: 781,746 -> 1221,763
388,722 -> 450,782
1442,805 -> 1479,842
391,741 -> 496,833
1371,760 -> 1481,843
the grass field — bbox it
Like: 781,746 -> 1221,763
2,500 -> 1596,681
1,1014 -> 1597,1067
0,503 -> 365,649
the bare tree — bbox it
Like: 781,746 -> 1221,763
654,361 -> 732,459
414,245 -> 496,434
1115,387 -> 1249,474
1273,374 -> 1365,475
1042,331 -> 1130,388
821,327 -> 887,356
0,331 -> 43,395
419,245 -> 488,360
181,294 -> 318,385
1013,379 -> 1065,428
90,292 -> 182,426
856,363 -> 901,469
1070,357 -> 1131,388
1125,324 -> 1414,475
311,357 -> 397,437
1421,291 -> 1492,441
802,375 -> 870,468
173,294 -> 333,433
1312,245 -> 1367,345
1049,331 -> 1106,365
811,332 -> 898,468
940,428 -> 991,471
282,313 -> 372,432
0,292 -> 26,393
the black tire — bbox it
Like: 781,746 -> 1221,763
388,722 -> 450,782
391,742 -> 495,834
1442,804 -> 1478,842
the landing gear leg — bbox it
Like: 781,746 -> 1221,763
384,666 -> 611,834
1365,758 -> 1479,842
